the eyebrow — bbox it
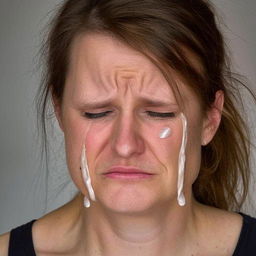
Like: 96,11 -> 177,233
78,97 -> 177,109
78,100 -> 113,109
140,98 -> 177,107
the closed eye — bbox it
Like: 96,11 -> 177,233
84,111 -> 112,119
83,111 -> 175,119
146,111 -> 175,118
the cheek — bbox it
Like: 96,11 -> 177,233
145,126 -> 181,167
85,119 -> 184,173
141,118 -> 183,161
84,122 -> 113,169
65,120 -> 116,178
184,119 -> 203,185
62,112 -> 185,192
62,114 -> 88,182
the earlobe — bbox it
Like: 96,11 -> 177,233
201,90 -> 224,145
52,95 -> 64,132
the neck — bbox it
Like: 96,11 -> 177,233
77,194 -> 201,256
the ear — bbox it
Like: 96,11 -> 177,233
52,95 -> 64,132
201,90 -> 224,146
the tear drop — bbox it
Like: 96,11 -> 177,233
159,127 -> 172,139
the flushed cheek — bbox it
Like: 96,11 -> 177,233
141,121 -> 182,167
64,120 -> 85,150
81,122 -> 113,171
64,116 -> 113,171
156,129 -> 182,192
86,120 -> 183,171
62,117 -> 90,185
63,113 -> 184,197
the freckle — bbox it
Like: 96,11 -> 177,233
159,127 -> 172,139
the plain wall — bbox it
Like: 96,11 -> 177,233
0,0 -> 255,233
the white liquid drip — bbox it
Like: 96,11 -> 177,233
177,113 -> 188,206
81,144 -> 96,208
159,127 -> 172,139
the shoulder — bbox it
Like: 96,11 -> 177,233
33,195 -> 82,254
212,209 -> 243,255
198,204 -> 243,234
196,204 -> 244,256
0,232 -> 10,256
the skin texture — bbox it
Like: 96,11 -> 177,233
46,33 -> 242,256
0,33 -> 242,256
57,33 -> 208,213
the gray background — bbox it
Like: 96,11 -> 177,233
0,0 -> 255,233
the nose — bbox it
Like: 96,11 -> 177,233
111,114 -> 145,158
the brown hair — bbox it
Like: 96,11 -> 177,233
37,0 -> 254,211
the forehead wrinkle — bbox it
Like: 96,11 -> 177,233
68,45 -> 110,100
139,70 -> 157,95
111,65 -> 162,97
98,72 -> 114,96
76,33 -> 175,101
90,58 -> 115,96
111,67 -> 138,95
138,69 -> 148,94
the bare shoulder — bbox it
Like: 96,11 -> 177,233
205,206 -> 243,234
198,204 -> 243,255
33,195 -> 82,254
0,232 -> 10,256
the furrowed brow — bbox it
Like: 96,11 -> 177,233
77,97 -> 177,109
139,97 -> 177,107
78,99 -> 113,109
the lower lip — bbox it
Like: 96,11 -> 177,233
103,172 -> 154,180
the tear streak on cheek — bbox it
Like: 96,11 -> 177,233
81,144 -> 96,208
158,113 -> 188,207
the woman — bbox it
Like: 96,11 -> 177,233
1,0 -> 256,255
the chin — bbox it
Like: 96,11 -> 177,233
96,185 -> 159,214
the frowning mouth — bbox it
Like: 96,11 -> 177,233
102,166 -> 155,180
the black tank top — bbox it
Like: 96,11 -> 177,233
8,219 -> 36,256
8,213 -> 256,255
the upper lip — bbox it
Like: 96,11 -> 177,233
103,166 -> 154,175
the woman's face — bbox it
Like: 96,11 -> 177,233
56,33 -> 211,213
